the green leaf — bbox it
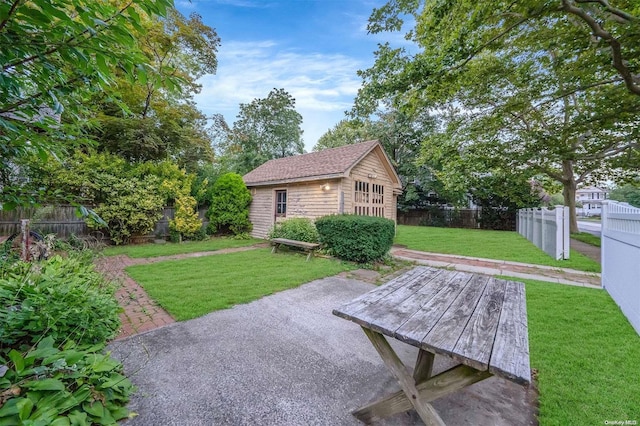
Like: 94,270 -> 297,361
0,397 -> 19,418
8,350 -> 24,374
68,410 -> 89,426
24,378 -> 66,391
51,417 -> 71,426
82,401 -> 104,418
17,398 -> 33,421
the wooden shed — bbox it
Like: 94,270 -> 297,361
242,140 -> 403,238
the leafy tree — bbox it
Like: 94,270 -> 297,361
225,89 -> 304,175
317,109 -> 461,209
313,119 -> 375,151
91,8 -> 220,170
206,173 -> 252,235
0,0 -> 174,209
355,0 -> 640,232
609,184 -> 640,207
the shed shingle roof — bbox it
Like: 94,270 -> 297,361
243,140 -> 382,186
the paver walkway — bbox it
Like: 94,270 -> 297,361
95,244 -> 266,339
391,246 -> 601,288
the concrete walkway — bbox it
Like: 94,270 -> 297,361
109,277 -> 538,426
391,247 -> 601,288
570,238 -> 601,263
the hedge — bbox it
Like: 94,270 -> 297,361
315,214 -> 395,263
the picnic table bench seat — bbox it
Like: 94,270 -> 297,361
270,238 -> 320,261
333,266 -> 531,425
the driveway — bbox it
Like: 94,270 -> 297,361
577,220 -> 602,237
109,276 -> 537,426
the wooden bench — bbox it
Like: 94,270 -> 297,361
270,238 -> 320,261
333,266 -> 531,425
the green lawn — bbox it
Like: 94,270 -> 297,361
570,232 -> 601,247
125,248 -> 355,320
103,237 -> 262,258
395,225 -> 600,272
519,277 -> 640,425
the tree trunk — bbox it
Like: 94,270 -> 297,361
561,160 -> 579,233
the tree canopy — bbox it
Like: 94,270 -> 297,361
0,0 -> 175,209
216,88 -> 304,175
355,0 -> 640,232
90,8 -> 220,170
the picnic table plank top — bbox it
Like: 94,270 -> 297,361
333,266 -> 531,385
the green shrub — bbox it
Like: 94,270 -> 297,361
0,337 -> 134,425
206,173 -> 252,235
268,218 -> 319,243
0,254 -> 121,348
88,175 -> 164,245
315,214 -> 395,263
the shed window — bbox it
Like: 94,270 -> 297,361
354,180 -> 385,217
275,190 -> 287,217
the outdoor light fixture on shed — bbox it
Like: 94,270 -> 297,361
322,183 -> 330,191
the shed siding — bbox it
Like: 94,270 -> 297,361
248,187 -> 274,239
248,179 -> 340,239
346,150 -> 396,222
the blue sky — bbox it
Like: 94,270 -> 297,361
174,0 -> 405,151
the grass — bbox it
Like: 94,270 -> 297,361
125,248 -> 355,320
570,232 -> 601,247
516,277 -> 640,425
395,225 -> 600,272
102,237 -> 262,258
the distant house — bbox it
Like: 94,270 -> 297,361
576,186 -> 609,216
242,140 -> 403,239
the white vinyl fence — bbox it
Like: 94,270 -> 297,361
602,201 -> 640,335
517,206 -> 570,260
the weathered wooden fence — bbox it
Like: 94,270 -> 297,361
0,205 -> 208,240
602,200 -> 640,335
517,206 -> 569,260
397,208 -> 516,231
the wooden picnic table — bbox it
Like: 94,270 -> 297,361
333,266 -> 531,426
270,237 -> 320,261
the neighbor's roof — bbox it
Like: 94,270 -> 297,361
243,140 -> 400,187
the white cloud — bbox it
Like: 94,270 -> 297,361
194,40 -> 364,150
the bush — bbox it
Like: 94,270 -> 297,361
267,218 -> 319,243
0,254 -> 121,348
315,215 -> 395,263
206,173 -> 252,235
88,175 -> 164,245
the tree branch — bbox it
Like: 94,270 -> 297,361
2,1 -> 135,72
0,76 -> 82,115
0,0 -> 22,33
581,141 -> 640,161
561,0 -> 640,96
574,0 -> 635,22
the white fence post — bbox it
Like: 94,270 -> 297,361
562,206 -> 570,259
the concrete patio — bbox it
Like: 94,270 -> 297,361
109,276 -> 538,426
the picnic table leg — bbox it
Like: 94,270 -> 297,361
271,244 -> 278,254
305,249 -> 314,262
361,327 -> 446,426
353,363 -> 492,424
413,349 -> 435,383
